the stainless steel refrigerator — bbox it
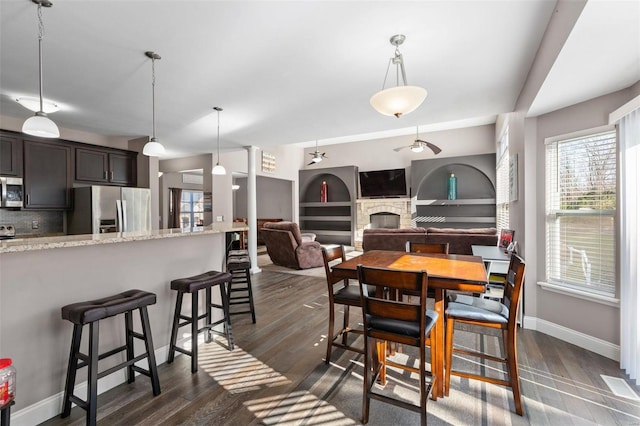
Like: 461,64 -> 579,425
68,186 -> 152,235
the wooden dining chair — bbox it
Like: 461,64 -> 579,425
406,241 -> 450,254
356,265 -> 438,426
322,245 -> 365,364
444,254 -> 526,415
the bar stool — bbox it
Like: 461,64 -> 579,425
61,290 -> 161,426
167,271 -> 234,373
226,251 -> 256,323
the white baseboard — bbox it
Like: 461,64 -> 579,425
11,341 -> 180,426
523,316 -> 620,361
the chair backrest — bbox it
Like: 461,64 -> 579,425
406,241 -> 450,254
322,245 -> 348,289
503,254 -> 525,327
264,221 -> 304,245
357,265 -> 428,347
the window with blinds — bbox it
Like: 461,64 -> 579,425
496,128 -> 509,231
545,130 -> 617,296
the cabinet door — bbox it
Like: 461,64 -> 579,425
76,148 -> 109,183
109,152 -> 136,186
23,139 -> 71,209
0,132 -> 23,177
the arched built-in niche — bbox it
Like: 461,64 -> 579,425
299,166 -> 358,245
411,154 -> 496,229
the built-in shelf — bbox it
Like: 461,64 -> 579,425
411,154 -> 497,230
415,198 -> 496,206
300,201 -> 352,207
300,216 -> 352,221
299,166 -> 358,245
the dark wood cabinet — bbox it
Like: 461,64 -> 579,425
23,139 -> 72,209
75,147 -> 137,186
0,131 -> 23,177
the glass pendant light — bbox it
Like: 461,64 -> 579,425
22,0 -> 60,138
370,34 -> 427,118
142,51 -> 166,157
212,107 -> 226,175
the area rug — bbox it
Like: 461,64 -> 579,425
258,251 -> 363,279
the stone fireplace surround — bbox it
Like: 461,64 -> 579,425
355,198 -> 412,251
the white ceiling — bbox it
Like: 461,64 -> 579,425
0,1 -> 638,159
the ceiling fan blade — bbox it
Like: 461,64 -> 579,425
417,139 -> 442,155
307,161 -> 315,166
393,146 -> 409,152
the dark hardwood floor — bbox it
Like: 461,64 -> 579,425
41,269 -> 640,425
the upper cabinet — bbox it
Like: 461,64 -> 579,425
23,138 -> 72,209
0,131 -> 23,177
75,147 -> 137,186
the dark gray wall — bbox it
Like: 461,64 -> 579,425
233,176 -> 293,220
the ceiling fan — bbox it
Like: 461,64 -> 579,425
394,127 -> 442,155
308,140 -> 327,165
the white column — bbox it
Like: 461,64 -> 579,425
246,145 -> 261,273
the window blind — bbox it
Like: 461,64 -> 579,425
545,130 -> 617,295
496,129 -> 509,231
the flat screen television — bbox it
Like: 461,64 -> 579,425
359,168 -> 407,198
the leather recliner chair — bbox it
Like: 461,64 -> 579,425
261,221 -> 323,269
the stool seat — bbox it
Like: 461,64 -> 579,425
62,290 -> 156,325
228,249 -> 249,257
227,256 -> 251,271
170,271 -> 231,293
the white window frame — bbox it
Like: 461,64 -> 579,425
544,125 -> 617,298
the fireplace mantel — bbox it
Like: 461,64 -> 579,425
354,198 -> 412,251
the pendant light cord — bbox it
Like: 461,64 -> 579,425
37,3 -> 45,113
151,57 -> 156,140
216,109 -> 221,163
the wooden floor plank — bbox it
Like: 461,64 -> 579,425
39,269 -> 640,426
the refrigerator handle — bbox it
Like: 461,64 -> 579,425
116,200 -> 123,232
121,200 -> 128,232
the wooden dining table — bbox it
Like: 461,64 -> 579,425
331,249 -> 488,399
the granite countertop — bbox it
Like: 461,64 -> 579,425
0,222 -> 249,253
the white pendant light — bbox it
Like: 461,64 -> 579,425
22,0 -> 60,138
142,51 -> 166,157
370,34 -> 427,118
212,107 -> 227,175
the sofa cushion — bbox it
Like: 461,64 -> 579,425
362,228 -> 427,252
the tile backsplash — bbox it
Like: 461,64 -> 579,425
0,209 -> 64,236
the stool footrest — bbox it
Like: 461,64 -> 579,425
97,353 -> 147,379
68,395 -> 87,410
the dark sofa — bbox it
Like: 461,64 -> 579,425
362,227 -> 498,255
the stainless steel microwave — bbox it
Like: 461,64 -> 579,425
0,176 -> 23,208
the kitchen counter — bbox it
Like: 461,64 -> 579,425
0,222 -> 248,253
0,223 -> 248,425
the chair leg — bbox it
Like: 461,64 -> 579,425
246,270 -> 257,323
139,306 -> 161,396
325,300 -> 335,365
125,311 -> 135,384
190,290 -> 199,374
506,327 -> 524,415
167,291 -> 183,364
419,338 -> 427,426
341,305 -> 350,346
87,321 -> 99,426
205,287 -> 213,343
61,324 -> 83,418
428,338 -> 438,402
220,282 -> 235,351
444,317 -> 455,396
361,336 -> 371,425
